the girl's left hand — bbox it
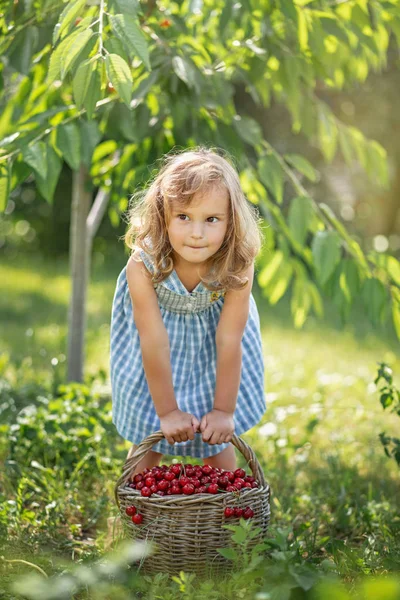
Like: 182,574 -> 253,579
199,409 -> 234,445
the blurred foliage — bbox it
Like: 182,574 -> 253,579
0,0 -> 400,341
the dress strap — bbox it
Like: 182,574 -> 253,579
139,248 -> 155,275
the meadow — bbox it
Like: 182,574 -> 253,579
1,249 -> 399,599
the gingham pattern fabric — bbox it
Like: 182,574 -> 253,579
109,249 -> 266,458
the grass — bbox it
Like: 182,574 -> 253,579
1,249 -> 400,596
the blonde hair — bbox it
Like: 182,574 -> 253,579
123,146 -> 264,291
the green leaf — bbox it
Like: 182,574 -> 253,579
258,153 -> 284,204
172,55 -> 197,89
362,277 -> 388,326
296,6 -> 309,50
110,14 -> 151,70
258,251 -> 284,288
219,2 -> 233,34
233,115 -> 263,147
105,53 -> 133,108
318,104 -> 338,162
114,0 -> 140,15
232,527 -> 247,544
311,230 -> 342,285
307,280 -> 324,318
291,275 -> 312,328
35,145 -> 62,204
288,196 -> 314,245
56,123 -> 81,171
47,29 -> 82,84
80,120 -> 102,167
387,256 -> 400,286
391,287 -> 400,340
366,139 -> 389,188
284,154 -> 318,182
55,0 -> 87,44
268,261 -> 294,304
73,58 -> 102,118
0,159 -> 11,212
216,547 -> 237,560
21,141 -> 47,178
61,29 -> 94,78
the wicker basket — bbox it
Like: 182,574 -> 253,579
114,430 -> 271,577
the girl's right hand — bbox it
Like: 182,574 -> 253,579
159,409 -> 200,445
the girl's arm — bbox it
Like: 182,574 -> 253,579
200,263 -> 254,445
126,252 -> 178,418
127,252 -> 200,444
213,263 -> 254,414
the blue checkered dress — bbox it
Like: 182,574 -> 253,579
109,249 -> 266,458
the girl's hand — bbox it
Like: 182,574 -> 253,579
160,409 -> 200,445
199,409 -> 234,445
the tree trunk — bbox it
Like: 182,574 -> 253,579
66,164 -> 111,383
67,165 -> 92,383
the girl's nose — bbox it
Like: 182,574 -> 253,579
191,222 -> 205,238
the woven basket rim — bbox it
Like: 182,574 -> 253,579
114,430 -> 268,509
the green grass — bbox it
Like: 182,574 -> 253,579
1,250 -> 400,596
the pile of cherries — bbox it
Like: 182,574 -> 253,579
128,463 -> 259,497
125,463 -> 258,525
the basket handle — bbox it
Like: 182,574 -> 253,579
114,430 -> 267,508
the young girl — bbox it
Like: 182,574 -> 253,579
110,147 -> 266,475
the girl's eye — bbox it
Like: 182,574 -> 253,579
207,217 -> 219,223
177,214 -> 189,221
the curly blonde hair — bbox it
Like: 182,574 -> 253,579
123,146 -> 264,291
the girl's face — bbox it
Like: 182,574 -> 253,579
167,185 -> 229,269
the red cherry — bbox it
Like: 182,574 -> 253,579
198,485 -> 207,493
224,507 -> 235,517
164,471 -> 176,481
145,477 -> 156,487
210,476 -> 219,484
251,481 -> 259,488
133,474 -> 143,483
132,513 -> 143,524
179,476 -> 190,487
157,490 -> 166,496
126,505 -> 136,516
244,475 -> 255,483
186,467 -> 195,477
244,482 -> 252,488
136,481 -> 145,490
141,487 -> 151,497
243,507 -> 254,519
234,468 -> 246,479
200,476 -> 210,485
128,483 -> 136,489
191,478 -> 201,488
226,485 -> 237,492
171,464 -> 182,475
150,484 -> 158,494
171,486 -> 182,494
157,480 -> 169,491
154,471 -> 164,480
226,471 -> 235,482
202,465 -> 213,475
182,484 -> 195,495
160,18 -> 172,28
218,476 -> 229,488
234,478 -> 245,489
208,483 -> 219,494
143,468 -> 151,475
234,507 -> 244,517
